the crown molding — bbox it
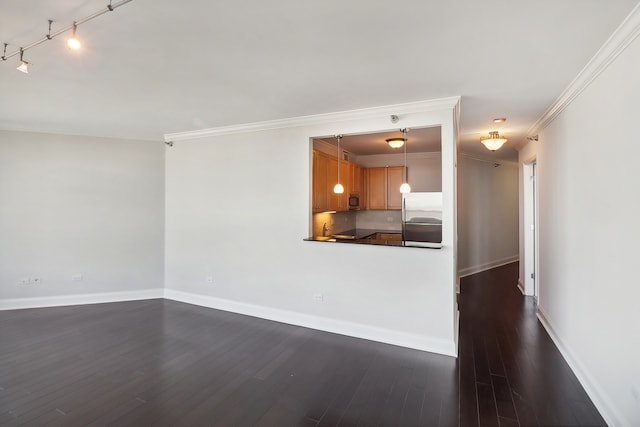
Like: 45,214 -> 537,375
526,3 -> 640,139
164,97 -> 461,142
459,152 -> 518,166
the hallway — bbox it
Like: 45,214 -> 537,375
458,262 -> 605,426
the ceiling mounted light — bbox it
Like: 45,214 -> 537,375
493,118 -> 507,123
399,128 -> 411,193
386,137 -> 405,149
333,135 -> 344,194
480,131 -> 508,151
67,22 -> 81,50
16,48 -> 28,73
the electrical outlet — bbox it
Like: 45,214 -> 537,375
312,293 -> 324,303
31,277 -> 42,284
72,274 -> 83,282
206,276 -> 214,284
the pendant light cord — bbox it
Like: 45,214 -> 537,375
336,134 -> 342,183
402,128 -> 408,182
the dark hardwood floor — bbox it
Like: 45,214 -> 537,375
0,262 -> 605,426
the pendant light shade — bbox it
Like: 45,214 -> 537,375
333,135 -> 344,194
480,131 -> 507,151
386,138 -> 405,149
400,128 -> 411,193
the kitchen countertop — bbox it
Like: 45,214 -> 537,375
305,229 -> 402,246
304,228 -> 442,249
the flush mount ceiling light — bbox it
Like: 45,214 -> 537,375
493,118 -> 507,123
333,134 -> 345,194
399,128 -> 411,194
386,137 -> 405,149
1,0 -> 133,73
16,48 -> 29,73
67,22 -> 81,50
480,131 -> 508,151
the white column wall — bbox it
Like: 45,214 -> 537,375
164,108 -> 459,355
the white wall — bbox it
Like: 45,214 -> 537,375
164,104 -> 459,356
0,131 -> 165,307
518,23 -> 640,427
457,155 -> 519,276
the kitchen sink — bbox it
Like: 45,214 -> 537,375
331,234 -> 356,240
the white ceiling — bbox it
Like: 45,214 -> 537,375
316,127 -> 442,156
1,0 -> 638,161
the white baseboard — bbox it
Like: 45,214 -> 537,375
0,288 -> 164,311
0,287 -> 457,358
517,279 -> 525,295
165,289 -> 457,357
458,255 -> 519,278
536,306 -> 622,427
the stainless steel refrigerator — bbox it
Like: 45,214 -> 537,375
402,192 -> 443,247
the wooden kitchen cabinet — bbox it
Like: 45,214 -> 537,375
313,150 -> 329,212
387,166 -> 404,210
313,150 -> 350,212
366,167 -> 387,209
365,166 -> 405,210
349,163 -> 364,195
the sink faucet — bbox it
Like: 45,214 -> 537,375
322,223 -> 330,237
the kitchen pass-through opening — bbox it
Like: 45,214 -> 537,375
308,126 -> 443,248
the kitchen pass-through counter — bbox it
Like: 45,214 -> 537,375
304,228 -> 442,249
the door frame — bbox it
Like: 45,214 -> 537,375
523,158 -> 539,300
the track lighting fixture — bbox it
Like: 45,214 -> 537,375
16,48 -> 29,74
67,22 -> 81,50
1,0 -> 134,73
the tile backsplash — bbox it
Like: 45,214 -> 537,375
312,211 -> 356,237
355,210 -> 402,231
312,210 -> 402,237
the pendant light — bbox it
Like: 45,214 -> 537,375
333,134 -> 344,194
399,128 -> 411,193
67,22 -> 81,50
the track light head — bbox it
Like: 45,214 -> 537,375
16,48 -> 28,73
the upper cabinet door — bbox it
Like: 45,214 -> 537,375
366,167 -> 387,209
387,166 -> 404,210
313,151 -> 329,212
